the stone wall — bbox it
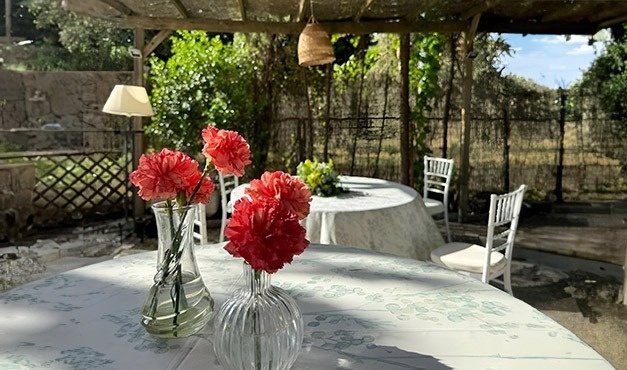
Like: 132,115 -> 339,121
0,70 -> 132,150
0,163 -> 35,242
0,70 -> 134,238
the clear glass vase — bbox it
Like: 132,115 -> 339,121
140,201 -> 214,338
213,262 -> 304,370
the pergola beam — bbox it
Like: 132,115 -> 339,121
169,0 -> 189,18
542,2 -> 595,22
354,0 -> 376,22
296,0 -> 308,22
588,6 -> 627,22
143,29 -> 172,57
237,0 -> 247,21
63,0 -> 627,37
100,0 -> 133,16
477,20 -> 600,35
404,0 -> 439,22
600,14 -> 627,29
460,0 -> 499,20
115,16 -> 468,34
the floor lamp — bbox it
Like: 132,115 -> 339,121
102,84 -> 154,223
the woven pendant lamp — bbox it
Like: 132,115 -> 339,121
298,18 -> 336,67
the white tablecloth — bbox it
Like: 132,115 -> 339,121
0,244 -> 613,369
231,176 -> 445,260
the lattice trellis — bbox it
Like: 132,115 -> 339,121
31,150 -> 132,224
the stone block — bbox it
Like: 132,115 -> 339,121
57,239 -> 87,258
0,194 -> 15,211
28,239 -> 62,263
0,164 -> 35,240
12,164 -> 35,190
0,169 -> 12,190
0,246 -> 19,255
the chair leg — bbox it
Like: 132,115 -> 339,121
443,209 -> 452,243
219,210 -> 226,243
504,268 -> 513,296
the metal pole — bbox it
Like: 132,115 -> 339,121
132,28 -> 145,220
399,33 -> 410,186
457,14 -> 480,222
623,239 -> 627,305
5,0 -> 11,39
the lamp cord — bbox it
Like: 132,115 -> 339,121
309,0 -> 316,23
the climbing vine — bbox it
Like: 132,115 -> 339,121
409,33 -> 446,182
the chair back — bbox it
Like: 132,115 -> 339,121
219,172 -> 239,243
482,184 -> 527,282
193,203 -> 208,245
423,156 -> 454,202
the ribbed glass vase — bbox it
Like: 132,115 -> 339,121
140,201 -> 214,338
213,262 -> 304,370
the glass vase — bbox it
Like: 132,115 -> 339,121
213,262 -> 304,370
140,201 -> 214,338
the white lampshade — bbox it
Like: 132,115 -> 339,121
102,84 -> 154,117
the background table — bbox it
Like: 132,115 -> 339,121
231,176 -> 445,260
0,244 -> 613,369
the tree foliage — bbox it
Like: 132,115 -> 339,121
147,31 -> 260,155
574,26 -> 627,170
19,0 -> 133,70
578,35 -> 627,137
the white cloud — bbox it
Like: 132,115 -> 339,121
566,35 -> 589,44
534,36 -> 563,44
567,44 -> 594,56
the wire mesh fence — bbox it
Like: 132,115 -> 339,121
271,108 -> 624,203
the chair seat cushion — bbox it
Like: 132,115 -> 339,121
430,242 -> 507,274
423,198 -> 444,216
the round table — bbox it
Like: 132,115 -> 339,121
0,244 -> 613,369
231,176 -> 445,260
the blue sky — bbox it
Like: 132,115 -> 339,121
497,33 -> 606,89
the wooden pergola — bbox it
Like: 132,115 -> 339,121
62,0 -> 627,218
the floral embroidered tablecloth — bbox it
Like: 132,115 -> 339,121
0,244 -> 613,369
231,176 -> 445,260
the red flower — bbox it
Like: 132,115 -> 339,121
186,172 -> 216,204
202,125 -> 252,177
224,197 -> 309,273
130,149 -> 200,202
245,171 -> 311,220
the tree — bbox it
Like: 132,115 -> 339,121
21,0 -> 133,70
576,25 -> 627,171
147,32 -> 262,165
579,33 -> 627,137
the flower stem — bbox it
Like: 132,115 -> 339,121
185,163 -> 212,206
149,201 -> 193,333
254,268 -> 262,370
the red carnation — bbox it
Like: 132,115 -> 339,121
224,197 -> 309,274
202,125 -> 252,177
245,171 -> 311,220
186,172 -> 216,204
129,149 -> 199,202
